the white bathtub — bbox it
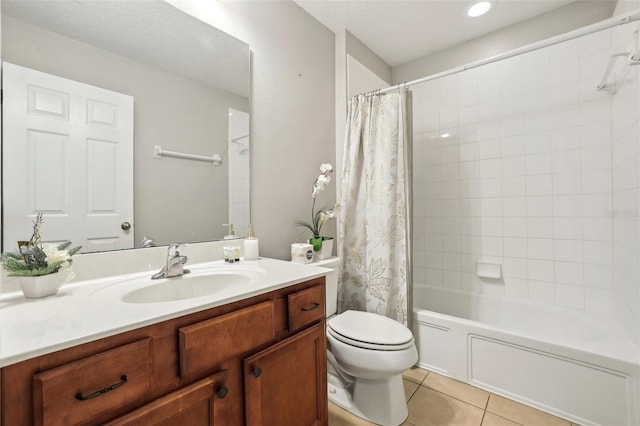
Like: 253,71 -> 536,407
412,286 -> 640,426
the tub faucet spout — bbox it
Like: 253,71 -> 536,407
152,243 -> 190,279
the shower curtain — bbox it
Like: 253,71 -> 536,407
338,89 -> 412,326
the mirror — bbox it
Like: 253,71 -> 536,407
1,0 -> 251,253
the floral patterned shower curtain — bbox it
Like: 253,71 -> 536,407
338,89 -> 412,326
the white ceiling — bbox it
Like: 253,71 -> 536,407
295,0 -> 598,67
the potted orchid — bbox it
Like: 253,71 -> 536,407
1,214 -> 81,297
294,163 -> 338,259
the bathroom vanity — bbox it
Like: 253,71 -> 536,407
0,258 -> 328,425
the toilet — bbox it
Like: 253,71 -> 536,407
313,257 -> 418,426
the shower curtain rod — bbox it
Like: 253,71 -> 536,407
377,9 -> 640,95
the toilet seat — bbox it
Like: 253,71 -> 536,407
327,310 -> 414,351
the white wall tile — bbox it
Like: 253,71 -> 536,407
529,280 -> 556,304
553,217 -> 583,240
501,135 -> 526,157
503,217 -> 528,237
582,170 -> 612,194
527,174 -> 553,196
528,238 -> 554,260
479,158 -> 502,178
525,131 -> 552,154
525,153 -> 553,175
527,217 -> 554,238
585,287 -> 613,313
552,127 -> 581,151
553,172 -> 582,194
460,142 -> 479,161
584,263 -> 612,288
410,30 -> 624,315
553,195 -> 582,216
556,284 -> 585,309
502,176 -> 527,196
582,193 -> 611,217
479,139 -> 502,160
505,277 -> 529,299
583,217 -> 612,241
584,241 -> 613,264
581,146 -> 611,171
480,178 -> 503,197
503,197 -> 527,216
552,149 -> 581,173
580,123 -> 610,148
528,259 -> 554,281
503,237 -> 527,258
554,261 -> 584,285
554,239 -> 584,262
527,196 -> 553,216
502,156 -> 526,177
550,106 -> 580,130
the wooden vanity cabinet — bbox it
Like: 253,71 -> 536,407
0,277 -> 327,426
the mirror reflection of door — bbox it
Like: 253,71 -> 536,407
2,62 -> 134,252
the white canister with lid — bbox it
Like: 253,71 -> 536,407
291,243 -> 313,264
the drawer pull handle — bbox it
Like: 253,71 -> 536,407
252,367 -> 262,378
301,302 -> 320,312
75,375 -> 127,401
217,386 -> 229,399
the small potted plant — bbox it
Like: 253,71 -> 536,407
294,163 -> 338,260
1,214 -> 81,298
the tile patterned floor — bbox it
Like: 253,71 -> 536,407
329,367 -> 581,426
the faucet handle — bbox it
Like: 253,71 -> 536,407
168,243 -> 186,257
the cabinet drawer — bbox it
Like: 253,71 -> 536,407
33,338 -> 152,426
179,300 -> 275,378
104,371 -> 227,426
288,284 -> 325,332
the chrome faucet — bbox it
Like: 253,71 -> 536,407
152,243 -> 190,279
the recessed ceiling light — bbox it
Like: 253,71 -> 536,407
466,1 -> 493,17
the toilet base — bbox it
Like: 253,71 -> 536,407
328,371 -> 409,426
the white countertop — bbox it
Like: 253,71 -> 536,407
0,257 -> 329,367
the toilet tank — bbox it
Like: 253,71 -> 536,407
311,257 -> 339,317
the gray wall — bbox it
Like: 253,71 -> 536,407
2,16 -> 249,247
345,30 -> 392,86
170,0 -> 336,260
392,1 -> 616,84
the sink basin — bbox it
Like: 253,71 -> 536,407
121,266 -> 266,303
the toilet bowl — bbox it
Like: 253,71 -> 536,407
312,258 -> 418,426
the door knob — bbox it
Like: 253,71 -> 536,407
252,367 -> 262,378
121,222 -> 131,230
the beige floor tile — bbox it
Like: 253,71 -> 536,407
404,378 -> 420,401
482,412 -> 523,426
406,386 -> 484,426
486,395 -> 570,426
423,372 -> 490,409
328,401 -> 375,426
403,366 -> 429,384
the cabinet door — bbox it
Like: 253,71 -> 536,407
105,372 -> 227,426
244,322 -> 327,426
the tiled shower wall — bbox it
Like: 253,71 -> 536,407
412,28 -> 623,314
611,23 -> 640,346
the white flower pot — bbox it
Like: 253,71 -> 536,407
18,267 -> 75,298
313,238 -> 333,261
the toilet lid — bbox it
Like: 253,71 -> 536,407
327,310 -> 413,348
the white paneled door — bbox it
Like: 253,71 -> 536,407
3,62 -> 134,253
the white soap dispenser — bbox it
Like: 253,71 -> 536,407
244,224 -> 259,260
